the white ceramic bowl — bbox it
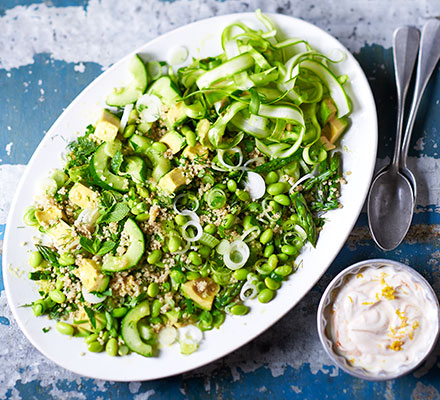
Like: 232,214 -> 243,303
3,12 -> 377,381
317,259 -> 440,381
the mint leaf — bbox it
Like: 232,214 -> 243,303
98,203 -> 130,223
96,241 -> 116,256
83,306 -> 96,329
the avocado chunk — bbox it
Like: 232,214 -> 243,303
159,167 -> 187,193
182,143 -> 209,160
319,136 -> 336,151
69,183 -> 99,209
323,116 -> 348,144
318,97 -> 337,126
181,277 -> 219,311
35,206 -> 63,225
94,109 -> 120,142
166,102 -> 187,127
77,258 -> 109,292
102,218 -> 145,272
47,220 -> 79,250
160,131 -> 185,154
196,119 -> 212,148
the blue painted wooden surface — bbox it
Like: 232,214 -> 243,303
1,1 -> 440,398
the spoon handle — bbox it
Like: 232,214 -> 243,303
391,26 -> 420,169
401,19 -> 440,166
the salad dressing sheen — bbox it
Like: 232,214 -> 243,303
329,265 -> 438,374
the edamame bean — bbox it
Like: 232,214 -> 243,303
186,271 -> 200,280
265,171 -> 279,185
274,194 -> 290,206
135,212 -> 150,222
230,304 -> 249,316
28,251 -> 43,268
233,268 -> 249,281
260,228 -> 273,245
199,245 -> 211,258
221,214 -> 234,229
106,338 -> 118,357
147,249 -> 163,264
256,281 -> 267,293
56,322 -> 75,336
151,299 -> 162,318
147,282 -> 159,297
118,344 -> 129,356
123,124 -> 136,139
267,182 -> 289,196
227,179 -> 237,192
263,244 -> 274,258
168,236 -> 182,253
59,253 -> 75,266
267,254 -> 278,270
111,307 -> 128,318
152,142 -> 168,153
55,277 -> 64,291
139,320 -> 155,341
182,126 -> 197,147
87,341 -> 104,353
32,300 -> 44,316
188,251 -> 203,266
281,244 -> 297,256
101,331 -> 110,343
127,109 -> 139,125
236,190 -> 250,202
49,289 -> 65,304
175,214 -> 188,226
275,265 -> 293,276
258,288 -> 275,303
85,333 -> 99,344
137,185 -> 149,198
269,200 -> 281,212
170,270 -> 186,284
265,277 -> 281,290
277,253 -> 289,262
204,223 -> 217,235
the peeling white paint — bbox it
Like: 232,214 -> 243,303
5,143 -> 13,156
133,389 -> 156,400
411,382 -> 440,400
74,62 -> 85,73
0,0 -> 437,71
129,382 -> 142,394
291,385 -> 302,394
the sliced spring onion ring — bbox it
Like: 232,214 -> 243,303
244,171 -> 266,200
181,220 -> 203,242
242,157 -> 265,169
217,147 -> 243,170
289,173 -> 315,193
136,94 -> 162,122
158,326 -> 177,348
240,281 -> 258,301
240,226 -> 260,242
217,239 -> 231,255
179,209 -> 200,223
224,240 -> 250,270
172,240 -> 191,255
119,103 -> 133,132
173,193 -> 200,213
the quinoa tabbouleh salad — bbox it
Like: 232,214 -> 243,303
22,10 -> 351,358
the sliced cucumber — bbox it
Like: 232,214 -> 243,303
102,218 -> 145,272
89,143 -> 130,192
129,134 -> 153,153
146,147 -> 171,182
123,156 -> 149,183
106,55 -> 148,106
147,76 -> 181,106
121,301 -> 153,357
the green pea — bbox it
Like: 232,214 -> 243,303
28,251 -> 43,268
265,171 -> 279,185
277,253 -> 289,262
147,282 -> 159,297
274,194 -> 290,206
111,307 -> 128,319
118,344 -> 129,356
32,300 -> 45,316
204,223 -> 217,235
236,190 -> 250,202
147,249 -> 163,264
227,179 -> 237,192
263,244 -> 274,258
49,289 -> 65,304
187,271 -> 201,280
85,333 -> 99,344
275,265 -> 293,276
188,251 -> 203,266
260,228 -> 273,245
258,288 -> 275,303
170,270 -> 186,284
230,304 -> 249,316
106,338 -> 118,357
267,254 -> 279,270
221,214 -> 234,229
168,236 -> 182,253
123,124 -> 136,139
59,253 -> 75,266
233,268 -> 249,281
56,322 -> 75,336
55,277 -> 64,291
267,182 -> 289,195
175,214 -> 188,226
199,245 -> 211,259
152,142 -> 168,153
281,244 -> 297,256
135,212 -> 150,222
265,277 -> 281,290
23,206 -> 38,226
151,299 -> 162,318
87,341 -> 104,353
269,200 -> 281,212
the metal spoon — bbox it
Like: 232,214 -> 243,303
367,26 -> 420,251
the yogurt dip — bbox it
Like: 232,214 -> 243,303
327,264 -> 439,375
